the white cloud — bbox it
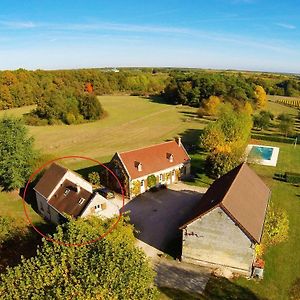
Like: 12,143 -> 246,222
0,21 -> 36,29
275,23 -> 296,30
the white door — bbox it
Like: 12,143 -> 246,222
140,180 -> 145,193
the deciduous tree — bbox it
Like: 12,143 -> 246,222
0,217 -> 158,300
254,85 -> 267,108
0,117 -> 36,190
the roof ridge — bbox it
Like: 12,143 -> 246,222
221,162 -> 245,205
119,140 -> 176,155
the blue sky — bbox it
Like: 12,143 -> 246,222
0,0 -> 299,72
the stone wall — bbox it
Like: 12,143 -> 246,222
182,207 -> 255,276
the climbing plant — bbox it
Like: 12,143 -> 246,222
147,175 -> 156,188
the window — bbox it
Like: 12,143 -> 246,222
101,203 -> 107,210
78,198 -> 85,205
64,188 -> 70,196
159,174 -> 163,181
172,170 -> 175,176
141,180 -> 144,187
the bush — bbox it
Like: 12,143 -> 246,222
147,175 -> 157,188
88,172 -> 101,186
263,203 -> 289,247
251,133 -> 295,144
289,278 -> 300,300
285,172 -> 300,184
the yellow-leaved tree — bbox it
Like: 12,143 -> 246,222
198,95 -> 222,117
255,85 -> 267,108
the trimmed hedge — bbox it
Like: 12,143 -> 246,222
251,133 -> 296,144
285,172 -> 300,184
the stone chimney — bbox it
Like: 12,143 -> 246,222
175,137 -> 182,147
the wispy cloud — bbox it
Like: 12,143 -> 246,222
0,20 -> 36,29
0,19 -> 298,55
275,23 -> 296,30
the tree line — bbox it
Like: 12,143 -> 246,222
0,69 -> 168,110
162,72 -> 269,109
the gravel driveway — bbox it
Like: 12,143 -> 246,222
122,183 -> 207,255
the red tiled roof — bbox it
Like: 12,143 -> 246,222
180,163 -> 270,243
118,141 -> 190,180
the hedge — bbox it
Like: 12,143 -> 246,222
285,172 -> 300,184
251,133 -> 296,144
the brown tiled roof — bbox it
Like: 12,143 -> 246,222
180,163 -> 270,243
118,141 -> 190,180
48,179 -> 93,217
34,163 -> 68,198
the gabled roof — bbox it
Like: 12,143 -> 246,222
48,179 -> 93,217
118,140 -> 190,180
180,163 -> 271,243
34,163 -> 68,198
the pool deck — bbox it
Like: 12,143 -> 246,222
246,144 -> 280,167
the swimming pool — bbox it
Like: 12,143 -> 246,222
249,146 -> 273,160
246,144 -> 280,166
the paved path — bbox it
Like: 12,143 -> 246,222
153,258 -> 211,296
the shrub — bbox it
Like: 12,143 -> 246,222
263,203 -> 289,247
251,133 -> 295,144
289,278 -> 300,300
88,172 -> 101,186
285,172 -> 300,184
131,180 -> 141,196
147,175 -> 157,188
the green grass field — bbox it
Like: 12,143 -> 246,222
0,96 -> 299,299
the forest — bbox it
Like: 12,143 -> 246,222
0,68 -> 299,124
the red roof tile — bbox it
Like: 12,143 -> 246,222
118,141 -> 190,180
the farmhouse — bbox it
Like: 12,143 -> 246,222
34,163 -> 119,224
180,163 -> 270,276
108,138 -> 191,199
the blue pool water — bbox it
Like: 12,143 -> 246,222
249,146 -> 274,160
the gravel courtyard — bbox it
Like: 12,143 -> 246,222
121,183 -> 207,256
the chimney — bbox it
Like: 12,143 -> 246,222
175,137 -> 182,147
76,185 -> 80,193
134,161 -> 142,172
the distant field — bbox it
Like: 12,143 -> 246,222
264,100 -> 298,116
1,96 -> 207,169
0,105 -> 35,118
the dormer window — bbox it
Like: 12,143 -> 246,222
78,198 -> 85,205
167,153 -> 174,162
64,188 -> 70,196
134,161 -> 142,172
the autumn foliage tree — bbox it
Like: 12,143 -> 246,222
197,95 -> 222,117
0,216 -> 158,300
254,85 -> 267,108
201,104 -> 252,177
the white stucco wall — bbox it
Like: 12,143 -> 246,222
80,193 -> 119,219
